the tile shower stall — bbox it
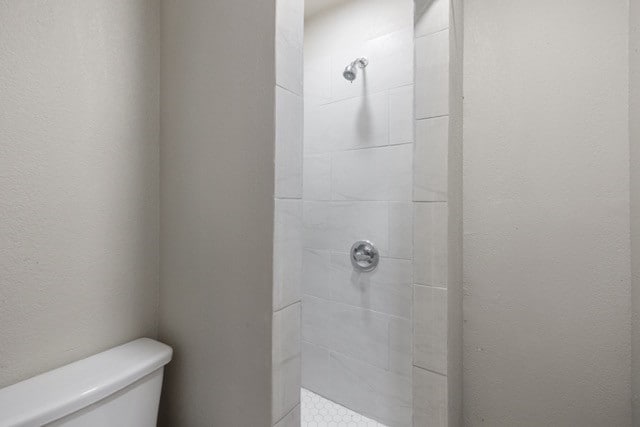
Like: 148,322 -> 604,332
272,0 -> 460,426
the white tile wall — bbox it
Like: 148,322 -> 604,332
274,1 -> 304,425
276,0 -> 303,95
414,116 -> 449,201
331,352 -> 412,427
331,303 -> 390,369
303,201 -> 414,260
413,285 -> 447,374
304,56 -> 331,105
332,144 -> 413,202
411,1 -> 451,425
388,202 -> 414,260
389,85 -> 415,145
415,30 -> 449,119
303,154 -> 331,200
415,0 -> 450,38
273,199 -> 303,311
413,202 -> 448,287
330,254 -> 412,319
275,86 -> 303,198
305,92 -> 389,154
302,1 -> 452,426
302,295 -> 332,348
330,202 -> 390,256
412,367 -> 447,427
302,341 -> 332,397
272,303 -> 302,425
302,249 -> 332,299
389,317 -> 413,377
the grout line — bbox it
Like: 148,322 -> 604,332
413,200 -> 448,205
301,293 -> 412,322
274,299 -> 301,314
275,83 -> 302,98
273,401 -> 299,426
413,364 -> 447,377
311,83 -> 415,108
274,196 -> 303,201
413,283 -> 448,290
414,27 -> 450,40
416,114 -> 449,121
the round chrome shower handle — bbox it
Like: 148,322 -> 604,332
350,240 -> 380,272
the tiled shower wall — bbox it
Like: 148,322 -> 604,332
272,0 -> 304,426
412,0 -> 454,425
272,0 -> 456,425
301,2 -> 415,426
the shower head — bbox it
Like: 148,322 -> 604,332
343,57 -> 368,82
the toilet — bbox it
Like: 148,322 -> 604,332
0,338 -> 172,427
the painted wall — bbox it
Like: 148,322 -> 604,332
302,1 -> 415,425
463,0 -> 632,426
631,0 -> 640,423
158,0 -> 276,425
0,0 -> 159,388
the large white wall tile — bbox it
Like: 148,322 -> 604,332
415,30 -> 449,119
332,144 -> 413,201
330,201 -> 389,255
304,56 -> 331,105
301,341 -> 332,397
303,103 -> 328,155
413,285 -> 447,374
331,304 -> 390,369
272,303 -> 301,424
388,202 -> 414,260
302,249 -> 331,299
364,28 -> 415,95
275,86 -> 303,198
303,154 -> 331,200
330,253 -> 412,319
303,201 -> 331,250
305,92 -> 389,154
276,0 -> 303,95
302,295 -> 332,348
389,85 -> 415,145
330,352 -> 412,427
413,367 -> 447,427
414,116 -> 448,201
413,202 -> 448,286
389,317 -> 413,377
273,199 -> 303,310
415,0 -> 450,38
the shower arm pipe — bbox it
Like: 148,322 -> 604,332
352,57 -> 369,69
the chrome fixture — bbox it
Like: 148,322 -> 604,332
350,240 -> 379,272
343,57 -> 368,82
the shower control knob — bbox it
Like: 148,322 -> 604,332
350,240 -> 379,272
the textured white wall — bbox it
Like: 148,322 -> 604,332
463,1 -> 632,426
158,0 -> 276,425
631,0 -> 640,423
0,0 -> 159,388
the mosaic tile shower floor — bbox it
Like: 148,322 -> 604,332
301,388 -> 389,427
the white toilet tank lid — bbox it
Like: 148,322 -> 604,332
0,338 -> 172,427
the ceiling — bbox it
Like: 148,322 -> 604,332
305,0 -> 349,17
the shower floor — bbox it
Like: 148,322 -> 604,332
301,388 -> 388,427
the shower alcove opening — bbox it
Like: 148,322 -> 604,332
271,0 -> 463,426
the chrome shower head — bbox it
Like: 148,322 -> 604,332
342,57 -> 368,82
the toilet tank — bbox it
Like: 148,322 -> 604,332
0,338 -> 172,427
